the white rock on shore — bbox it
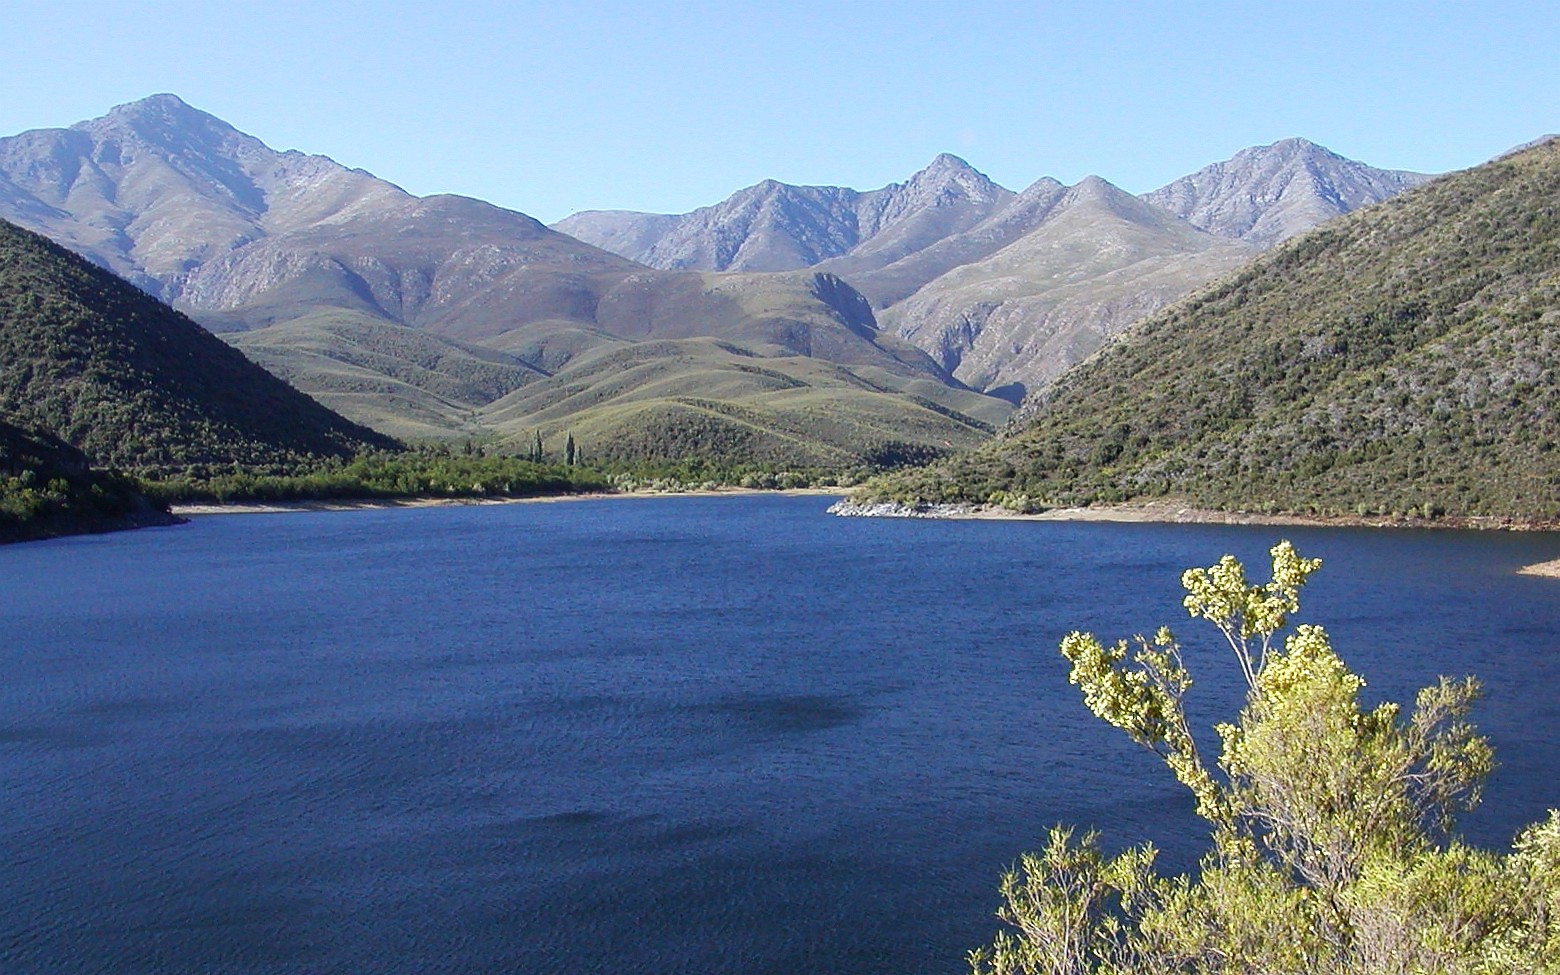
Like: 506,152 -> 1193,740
826,499 -> 976,518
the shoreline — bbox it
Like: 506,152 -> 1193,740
1517,559 -> 1560,579
829,497 -> 1560,532
169,487 -> 846,516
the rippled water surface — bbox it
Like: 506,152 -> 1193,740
2,496 -> 1558,974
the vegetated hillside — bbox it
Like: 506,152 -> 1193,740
477,335 -> 1007,467
0,96 -> 1015,465
227,309 -> 549,441
0,419 -> 171,542
862,138 -> 1560,519
0,218 -> 394,475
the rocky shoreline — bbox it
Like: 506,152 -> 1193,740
827,497 -> 1560,531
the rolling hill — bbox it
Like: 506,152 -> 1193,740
851,138 -> 1560,519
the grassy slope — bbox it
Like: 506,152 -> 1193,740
478,337 -> 1004,467
864,139 -> 1560,518
226,309 -> 547,441
0,219 -> 394,475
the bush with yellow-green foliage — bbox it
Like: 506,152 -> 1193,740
972,542 -> 1559,974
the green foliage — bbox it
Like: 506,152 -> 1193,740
864,139 -> 1560,520
974,543 -> 1558,974
142,447 -> 611,504
0,420 -> 164,542
0,218 -> 393,476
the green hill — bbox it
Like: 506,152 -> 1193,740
0,219 -> 395,476
226,309 -> 548,441
477,336 -> 1006,467
860,138 -> 1560,519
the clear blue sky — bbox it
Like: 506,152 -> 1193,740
2,0 -> 1555,224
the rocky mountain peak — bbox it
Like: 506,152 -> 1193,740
73,93 -> 251,155
89,92 -> 203,124
1141,137 -> 1433,247
899,152 -> 1005,205
1056,175 -> 1158,220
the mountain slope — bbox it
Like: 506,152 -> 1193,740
226,309 -> 549,441
880,177 -> 1257,398
559,142 -> 1430,401
861,138 -> 1560,519
0,218 -> 393,474
0,93 -> 410,299
1141,137 -> 1433,248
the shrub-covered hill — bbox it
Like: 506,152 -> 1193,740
859,138 -> 1560,519
0,419 -> 174,542
0,218 -> 395,476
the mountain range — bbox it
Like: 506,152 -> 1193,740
0,95 -> 1007,466
852,136 -> 1560,520
0,95 -> 1433,466
557,139 -> 1432,398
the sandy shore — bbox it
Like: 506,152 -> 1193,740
1517,559 -> 1560,578
169,487 -> 846,516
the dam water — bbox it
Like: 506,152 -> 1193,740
2,495 -> 1557,974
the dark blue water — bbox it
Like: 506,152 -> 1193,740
1,496 -> 1557,975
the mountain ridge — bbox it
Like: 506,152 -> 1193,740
553,152 -> 1012,274
554,139 -> 1432,398
1141,136 -> 1435,247
0,95 -> 1441,465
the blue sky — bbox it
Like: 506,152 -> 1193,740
2,0 -> 1555,224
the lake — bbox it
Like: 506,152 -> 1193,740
2,495 -> 1558,974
